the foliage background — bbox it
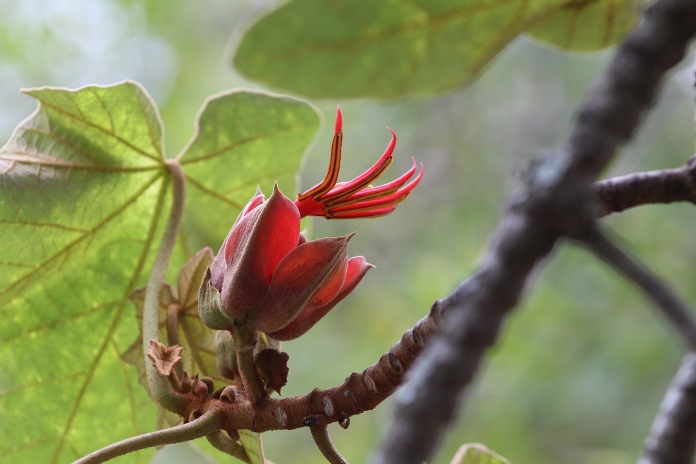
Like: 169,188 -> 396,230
1,0 -> 695,463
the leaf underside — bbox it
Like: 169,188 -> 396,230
0,82 -> 319,463
233,0 -> 639,100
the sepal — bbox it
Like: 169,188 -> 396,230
199,267 -> 235,330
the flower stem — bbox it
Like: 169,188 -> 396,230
310,425 -> 348,464
143,160 -> 187,413
233,324 -> 266,403
72,410 -> 221,464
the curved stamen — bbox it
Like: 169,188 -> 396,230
321,129 -> 397,202
297,131 -> 342,201
325,158 -> 419,207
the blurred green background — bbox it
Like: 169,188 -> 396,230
2,0 -> 694,463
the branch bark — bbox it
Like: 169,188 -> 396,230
639,352 -> 696,464
578,227 -> 696,349
594,160 -> 696,216
369,0 -> 696,462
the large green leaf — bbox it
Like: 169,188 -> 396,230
232,0 -> 639,99
0,81 -> 167,464
0,82 -> 320,463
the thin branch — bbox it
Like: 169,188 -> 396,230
578,227 -> 696,349
143,160 -> 188,413
639,352 -> 696,464
202,305 -> 444,432
310,425 -> 348,464
72,410 -> 221,464
594,165 -> 696,216
369,0 -> 696,462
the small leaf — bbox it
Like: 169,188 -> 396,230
450,443 -> 512,464
232,0 -> 639,99
239,430 -> 268,464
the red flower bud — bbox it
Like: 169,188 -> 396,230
208,185 -> 372,340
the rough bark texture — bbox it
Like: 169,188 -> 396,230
639,353 -> 696,464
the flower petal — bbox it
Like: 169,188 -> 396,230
255,235 -> 352,333
209,205 -> 262,290
268,256 -> 373,341
220,186 -> 300,317
321,129 -> 396,202
296,107 -> 343,201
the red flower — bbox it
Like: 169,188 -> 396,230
295,106 -> 423,219
202,108 -> 423,340
208,186 -> 372,341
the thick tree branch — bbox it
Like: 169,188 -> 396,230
638,352 -> 696,464
368,0 -> 696,462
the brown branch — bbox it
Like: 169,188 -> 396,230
577,227 -> 696,348
594,163 -> 696,216
366,0 -> 696,462
639,352 -> 696,464
209,304 -> 444,432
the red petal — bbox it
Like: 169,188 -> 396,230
210,205 -> 262,290
334,105 -> 343,136
209,190 -> 266,289
328,162 -> 423,218
255,236 -> 351,333
328,158 -> 418,206
296,108 -> 343,201
237,192 -> 265,222
321,129 -> 396,202
268,256 -> 372,341
220,186 -> 300,316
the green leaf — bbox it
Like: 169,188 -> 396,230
232,0 -> 639,99
238,430 -> 266,464
450,443 -> 512,464
178,90 -> 320,252
0,83 -> 320,463
527,0 -> 639,51
0,81 -> 167,463
122,249 -> 223,396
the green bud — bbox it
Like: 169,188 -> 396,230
215,330 -> 238,381
198,267 -> 234,330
